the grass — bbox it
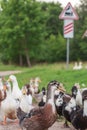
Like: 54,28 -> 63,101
0,62 -> 87,94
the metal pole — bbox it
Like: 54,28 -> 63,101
66,38 -> 69,69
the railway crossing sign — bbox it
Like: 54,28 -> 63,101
59,2 -> 79,69
82,30 -> 87,38
59,2 -> 79,20
64,20 -> 74,38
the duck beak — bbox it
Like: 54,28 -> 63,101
2,77 -> 6,82
39,79 -> 41,83
3,85 -> 7,91
22,89 -> 26,95
7,78 -> 11,82
58,86 -> 66,93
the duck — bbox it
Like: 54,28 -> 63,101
82,89 -> 87,100
21,84 -> 33,105
29,77 -> 41,94
34,77 -> 41,94
0,89 -> 6,103
55,90 -> 71,127
63,88 -> 80,128
72,84 -> 82,107
0,81 -> 20,125
0,77 -> 6,103
74,83 -> 87,101
29,78 -> 35,95
55,91 -> 64,117
78,61 -> 83,70
7,75 -> 22,100
73,62 -> 83,70
0,81 -> 7,103
0,77 -> 6,90
17,80 -> 64,130
19,84 -> 34,113
71,95 -> 87,130
73,62 -> 78,70
38,87 -> 46,107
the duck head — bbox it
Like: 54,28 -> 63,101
71,86 -> 78,98
55,91 -> 64,107
8,75 -> 17,82
65,97 -> 76,113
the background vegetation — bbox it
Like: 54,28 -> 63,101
0,0 -> 87,93
1,63 -> 87,93
0,0 -> 87,67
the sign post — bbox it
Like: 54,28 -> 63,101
59,2 -> 79,69
66,38 -> 69,69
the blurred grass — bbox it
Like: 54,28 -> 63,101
0,62 -> 87,93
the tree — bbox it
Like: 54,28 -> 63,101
0,0 -> 46,67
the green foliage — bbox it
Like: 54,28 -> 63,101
0,0 -> 64,65
31,33 -> 66,63
0,0 -> 46,65
1,0 -> 87,65
2,63 -> 87,93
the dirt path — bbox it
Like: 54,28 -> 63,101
0,120 -> 74,130
0,70 -> 22,76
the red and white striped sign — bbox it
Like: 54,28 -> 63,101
64,20 -> 74,38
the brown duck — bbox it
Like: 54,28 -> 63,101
17,80 -> 63,130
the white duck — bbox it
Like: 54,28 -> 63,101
0,77 -> 4,90
29,78 -> 35,95
0,81 -> 20,125
78,62 -> 83,70
0,78 -> 7,103
73,62 -> 78,70
8,75 -> 22,100
30,77 -> 41,94
34,77 -> 41,93
20,85 -> 34,113
73,62 -> 83,70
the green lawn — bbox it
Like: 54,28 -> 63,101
0,63 -> 87,94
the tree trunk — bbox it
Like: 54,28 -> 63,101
19,54 -> 23,66
25,48 -> 31,67
23,36 -> 31,67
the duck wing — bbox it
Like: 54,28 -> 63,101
17,107 -> 27,122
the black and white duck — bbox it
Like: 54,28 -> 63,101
62,85 -> 81,128
56,91 -> 71,127
20,84 -> 34,113
38,87 -> 46,107
71,95 -> 87,130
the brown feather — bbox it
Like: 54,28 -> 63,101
0,90 -> 6,102
17,80 -> 60,130
18,104 -> 57,130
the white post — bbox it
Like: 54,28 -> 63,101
66,38 -> 69,69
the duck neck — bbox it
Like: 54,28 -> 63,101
46,87 -> 55,113
83,100 -> 87,116
0,80 -> 3,89
47,87 -> 54,101
76,89 -> 82,106
6,86 -> 11,96
35,81 -> 39,87
12,80 -> 19,90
